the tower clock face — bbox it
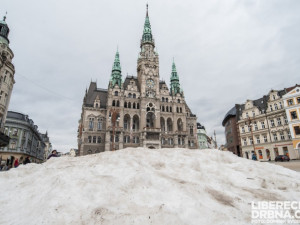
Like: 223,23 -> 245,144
146,79 -> 155,88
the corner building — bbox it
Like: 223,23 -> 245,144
78,7 -> 198,155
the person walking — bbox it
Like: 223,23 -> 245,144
14,158 -> 19,168
47,150 -> 58,160
23,156 -> 31,165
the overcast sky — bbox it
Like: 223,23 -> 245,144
2,0 -> 300,152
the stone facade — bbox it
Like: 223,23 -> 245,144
237,88 -> 298,161
222,105 -> 242,156
282,85 -> 300,157
77,7 -> 198,155
0,111 -> 50,166
0,16 -> 15,147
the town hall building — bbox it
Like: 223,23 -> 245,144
77,6 -> 198,155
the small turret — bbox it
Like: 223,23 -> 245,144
0,13 -> 10,45
110,49 -> 122,88
170,60 -> 182,96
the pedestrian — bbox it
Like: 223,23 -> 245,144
47,150 -> 58,160
14,158 -> 19,168
23,156 -> 31,165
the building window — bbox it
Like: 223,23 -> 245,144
243,138 -> 247,146
93,136 -> 96,143
162,97 -> 165,102
133,136 -> 139,144
97,136 -> 102,143
249,137 -> 253,145
297,97 -> 300,104
246,112 -> 249,118
261,121 -> 265,129
284,116 -> 288,124
10,140 -> 17,149
114,91 -> 118,96
128,93 -> 132,98
287,99 -> 293,106
97,120 -> 102,130
277,118 -> 282,126
89,118 -> 94,130
279,102 -> 283,109
12,128 -> 18,136
288,130 -> 292,139
166,98 -> 169,103
133,93 -> 136,98
274,104 -> 278,110
254,122 -> 258,131
264,135 -> 268,143
124,136 -> 130,143
270,105 -> 273,111
241,126 -> 245,133
248,126 -> 251,132
280,132 -> 285,140
88,136 -> 92,143
177,99 -> 180,103
291,111 -> 298,120
190,126 -> 193,135
270,120 -> 275,127
295,126 -> 300,135
256,136 -> 260,144
273,133 -> 278,141
252,111 -> 255,117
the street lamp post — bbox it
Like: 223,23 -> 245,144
109,108 -> 120,151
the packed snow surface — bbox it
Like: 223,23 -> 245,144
1,148 -> 300,225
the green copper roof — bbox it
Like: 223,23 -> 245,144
110,50 -> 122,88
112,50 -> 121,72
142,4 -> 153,44
170,60 -> 182,96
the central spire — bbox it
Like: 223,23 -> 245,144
141,4 -> 154,46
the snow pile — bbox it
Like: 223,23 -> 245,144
0,148 -> 299,225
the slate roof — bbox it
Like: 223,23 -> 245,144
84,82 -> 108,108
123,76 -> 139,91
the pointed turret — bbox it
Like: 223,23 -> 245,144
0,12 -> 10,45
170,60 -> 182,96
110,49 -> 122,88
141,4 -> 154,47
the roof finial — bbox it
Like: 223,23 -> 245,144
146,3 -> 149,17
3,11 -> 7,21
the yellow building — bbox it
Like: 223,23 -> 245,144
283,85 -> 300,157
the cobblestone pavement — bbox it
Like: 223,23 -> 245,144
269,160 -> 300,172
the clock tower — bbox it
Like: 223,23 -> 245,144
137,4 -> 160,99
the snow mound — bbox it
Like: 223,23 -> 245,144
1,148 -> 299,225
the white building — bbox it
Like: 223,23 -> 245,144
282,85 -> 300,158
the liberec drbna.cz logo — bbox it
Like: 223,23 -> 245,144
251,201 -> 300,224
